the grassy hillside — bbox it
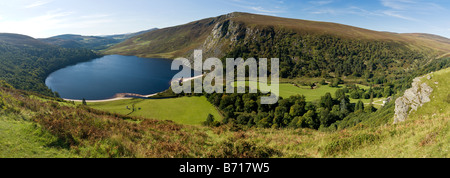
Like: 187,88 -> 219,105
104,16 -> 220,58
105,12 -> 450,59
408,68 -> 449,121
0,67 -> 447,158
0,113 -> 75,158
338,67 -> 449,157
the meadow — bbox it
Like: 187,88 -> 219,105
235,81 -> 384,106
87,96 -> 221,125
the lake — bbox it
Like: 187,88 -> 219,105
45,55 -> 180,100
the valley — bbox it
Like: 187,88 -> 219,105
0,11 -> 448,158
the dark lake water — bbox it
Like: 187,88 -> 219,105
45,55 -> 179,100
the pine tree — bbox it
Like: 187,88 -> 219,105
355,100 -> 365,112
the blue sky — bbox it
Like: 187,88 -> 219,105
0,0 -> 449,38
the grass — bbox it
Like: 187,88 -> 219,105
410,68 -> 449,121
279,83 -> 341,101
0,113 -> 74,158
333,67 -> 450,157
87,96 -> 222,125
234,81 -> 385,107
234,81 -> 343,101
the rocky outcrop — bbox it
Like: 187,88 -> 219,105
394,75 -> 434,123
201,15 -> 251,59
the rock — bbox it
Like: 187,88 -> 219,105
393,76 -> 433,124
394,97 -> 410,123
420,83 -> 433,103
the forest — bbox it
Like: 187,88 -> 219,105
0,36 -> 100,96
200,56 -> 449,131
223,30 -> 443,94
184,31 -> 450,131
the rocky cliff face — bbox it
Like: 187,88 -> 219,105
200,15 -> 251,59
199,12 -> 276,59
394,75 -> 434,123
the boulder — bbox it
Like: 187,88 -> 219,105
393,76 -> 433,124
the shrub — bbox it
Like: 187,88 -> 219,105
322,133 -> 381,156
207,136 -> 281,158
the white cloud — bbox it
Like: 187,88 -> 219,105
309,6 -> 380,17
310,8 -> 337,15
25,0 -> 52,9
309,0 -> 334,6
0,9 -> 114,38
380,0 -> 444,12
79,14 -> 112,19
249,6 -> 283,14
380,0 -> 415,10
228,0 -> 286,16
0,10 -> 71,36
382,10 -> 417,21
379,0 -> 444,21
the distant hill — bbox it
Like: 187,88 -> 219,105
101,28 -> 158,41
0,33 -> 50,47
0,33 -> 100,96
105,12 -> 450,59
39,28 -> 157,50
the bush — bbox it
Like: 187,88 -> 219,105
207,136 -> 281,158
203,114 -> 221,127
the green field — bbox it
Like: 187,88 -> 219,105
87,96 -> 221,125
233,81 -> 342,101
234,81 -> 384,106
278,83 -> 341,101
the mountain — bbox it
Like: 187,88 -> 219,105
105,12 -> 450,59
104,12 -> 450,96
39,28 -> 157,50
101,28 -> 158,41
0,33 -> 100,96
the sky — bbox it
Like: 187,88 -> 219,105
0,0 -> 449,38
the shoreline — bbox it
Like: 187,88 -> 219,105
63,93 -> 160,103
64,74 -> 204,103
